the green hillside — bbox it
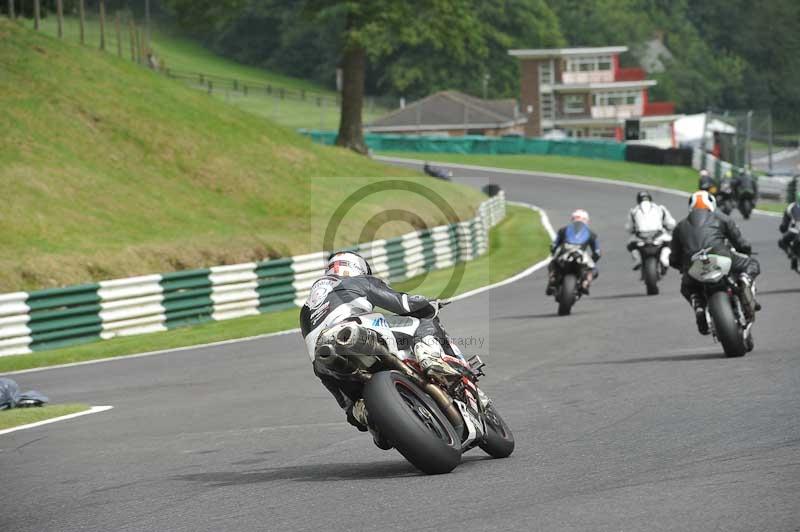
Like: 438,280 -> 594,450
0,20 -> 483,292
22,15 -> 388,130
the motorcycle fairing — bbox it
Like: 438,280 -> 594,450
687,249 -> 732,283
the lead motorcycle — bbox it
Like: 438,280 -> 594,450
633,229 -> 671,295
313,302 -> 514,475
551,243 -> 593,315
687,247 -> 755,357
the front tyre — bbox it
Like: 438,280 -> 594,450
740,199 -> 753,219
363,371 -> 462,474
479,403 -> 515,458
643,256 -> 660,295
708,291 -> 746,357
558,273 -> 577,316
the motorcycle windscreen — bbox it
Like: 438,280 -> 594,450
687,254 -> 732,282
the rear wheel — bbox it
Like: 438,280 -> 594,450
740,199 -> 753,219
558,274 -> 577,316
363,371 -> 462,474
479,403 -> 515,458
643,256 -> 660,295
708,291 -> 746,357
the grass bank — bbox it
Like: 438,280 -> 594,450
0,20 -> 481,292
0,404 -> 90,431
0,205 -> 549,373
23,16 -> 389,129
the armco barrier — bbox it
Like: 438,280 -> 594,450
0,194 -> 505,357
301,131 -> 627,161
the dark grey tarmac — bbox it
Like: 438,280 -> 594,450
2,164 -> 798,532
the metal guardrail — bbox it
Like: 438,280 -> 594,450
0,194 -> 505,357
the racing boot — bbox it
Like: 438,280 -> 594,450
414,335 -> 460,384
348,399 -> 392,449
737,273 -> 761,319
691,295 -> 710,335
630,249 -> 642,271
545,272 -> 557,296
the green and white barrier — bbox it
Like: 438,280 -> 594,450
0,193 -> 504,356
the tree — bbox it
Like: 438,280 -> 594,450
303,0 -> 486,153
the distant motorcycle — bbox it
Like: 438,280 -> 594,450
687,247 -> 755,357
717,180 -> 736,215
551,243 -> 592,315
423,163 -> 452,180
737,190 -> 756,220
634,230 -> 670,295
784,226 -> 800,274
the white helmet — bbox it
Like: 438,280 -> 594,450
689,190 -> 716,212
570,209 -> 590,224
326,251 -> 372,277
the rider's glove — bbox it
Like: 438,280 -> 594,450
592,252 -> 601,262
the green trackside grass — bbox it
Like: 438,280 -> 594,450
380,152 -> 785,212
0,20 -> 482,292
0,206 -> 547,373
395,205 -> 550,297
0,404 -> 90,430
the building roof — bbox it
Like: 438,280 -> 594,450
366,91 -> 525,132
509,46 -> 627,59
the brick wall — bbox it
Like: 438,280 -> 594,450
520,59 -> 542,137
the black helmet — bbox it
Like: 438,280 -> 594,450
636,191 -> 652,204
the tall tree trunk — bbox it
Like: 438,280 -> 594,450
33,0 -> 40,30
78,0 -> 85,44
335,44 -> 367,154
56,0 -> 63,38
98,0 -> 106,51
7,0 -> 14,19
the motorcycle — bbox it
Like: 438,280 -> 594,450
784,226 -> 800,273
423,163 -> 452,180
634,230 -> 671,295
313,302 -> 514,475
737,190 -> 756,220
717,180 -> 736,215
551,243 -> 592,316
687,247 -> 755,357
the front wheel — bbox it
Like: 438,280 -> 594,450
707,291 -> 746,357
643,256 -> 660,295
363,371 -> 462,474
558,273 -> 578,316
479,403 -> 515,458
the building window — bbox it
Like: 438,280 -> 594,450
593,90 -> 641,107
563,94 -> 585,114
541,93 -> 555,120
539,61 -> 553,84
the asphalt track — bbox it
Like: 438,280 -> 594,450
2,163 -> 798,532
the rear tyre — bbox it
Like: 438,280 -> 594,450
558,274 -> 577,316
363,371 -> 462,474
479,404 -> 515,458
643,257 -> 660,295
708,291 -> 746,357
740,199 -> 753,219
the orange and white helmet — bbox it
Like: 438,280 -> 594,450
570,209 -> 590,224
689,190 -> 716,212
326,251 -> 372,277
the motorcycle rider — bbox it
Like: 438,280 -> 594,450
778,190 -> 800,270
698,169 -> 718,195
545,209 -> 601,296
625,191 -> 676,274
733,168 -> 759,201
669,191 -> 761,335
300,251 -> 460,436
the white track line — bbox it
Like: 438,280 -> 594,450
376,155 -> 783,218
0,405 -> 113,436
4,203 -> 553,376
